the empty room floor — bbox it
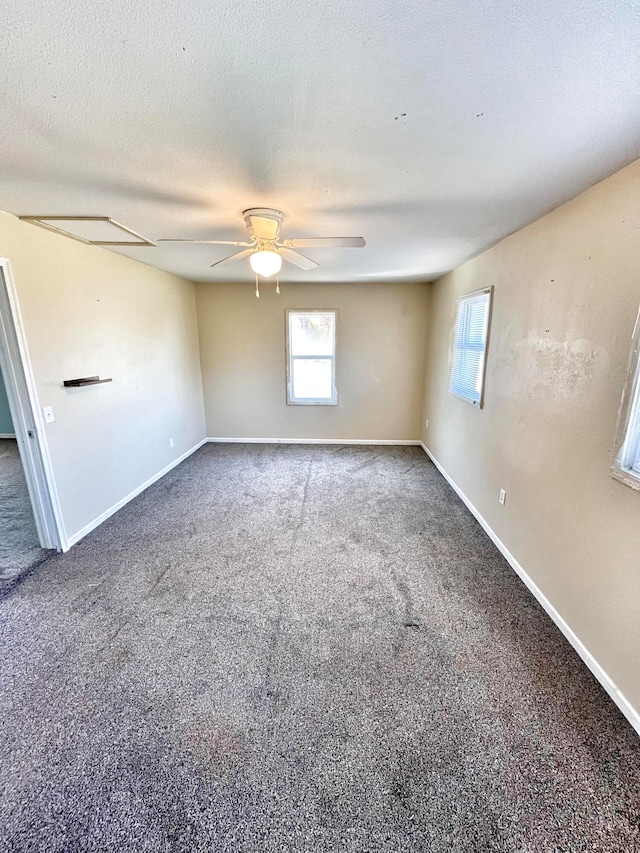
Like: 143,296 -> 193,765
1,444 -> 638,851
0,438 -> 48,584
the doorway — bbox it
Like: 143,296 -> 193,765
0,367 -> 46,577
0,258 -> 65,583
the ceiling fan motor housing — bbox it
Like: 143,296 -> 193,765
243,208 -> 285,241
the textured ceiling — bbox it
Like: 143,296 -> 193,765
1,0 -> 639,283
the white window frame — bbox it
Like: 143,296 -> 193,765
449,286 -> 493,408
286,310 -> 337,406
611,306 -> 640,489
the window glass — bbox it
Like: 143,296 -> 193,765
292,359 -> 333,399
290,313 -> 334,356
287,311 -> 337,405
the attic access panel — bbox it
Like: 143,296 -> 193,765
18,216 -> 155,246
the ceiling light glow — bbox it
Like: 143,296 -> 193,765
250,250 -> 282,278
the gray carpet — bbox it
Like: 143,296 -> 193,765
0,444 -> 638,852
0,438 -> 48,581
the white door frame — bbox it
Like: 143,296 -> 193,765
0,258 -> 66,551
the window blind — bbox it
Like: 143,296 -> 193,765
610,303 -> 640,489
625,404 -> 640,474
449,289 -> 491,406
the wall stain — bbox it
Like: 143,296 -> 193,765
499,335 -> 609,401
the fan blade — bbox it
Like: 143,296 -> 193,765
158,239 -> 252,246
279,247 -> 319,270
210,248 -> 255,268
284,237 -> 366,248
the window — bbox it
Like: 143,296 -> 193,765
449,287 -> 493,407
286,310 -> 337,405
612,306 -> 640,489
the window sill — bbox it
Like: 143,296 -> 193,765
610,464 -> 640,491
286,399 -> 338,406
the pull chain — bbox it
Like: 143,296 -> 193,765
255,272 -> 260,299
276,273 -> 280,295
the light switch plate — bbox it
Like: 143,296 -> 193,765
43,406 -> 55,424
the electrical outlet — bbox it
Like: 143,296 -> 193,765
425,419 -> 429,429
43,406 -> 55,424
169,437 -> 174,448
499,489 -> 506,506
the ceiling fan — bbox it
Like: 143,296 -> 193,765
158,208 -> 365,294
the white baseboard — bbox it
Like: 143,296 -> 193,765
0,432 -> 16,438
420,442 -> 640,738
65,438 -> 208,549
207,437 -> 421,445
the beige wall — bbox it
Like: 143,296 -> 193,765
0,212 -> 206,541
197,281 -> 429,441
423,159 -> 640,716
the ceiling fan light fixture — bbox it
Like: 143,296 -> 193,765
250,249 -> 282,278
